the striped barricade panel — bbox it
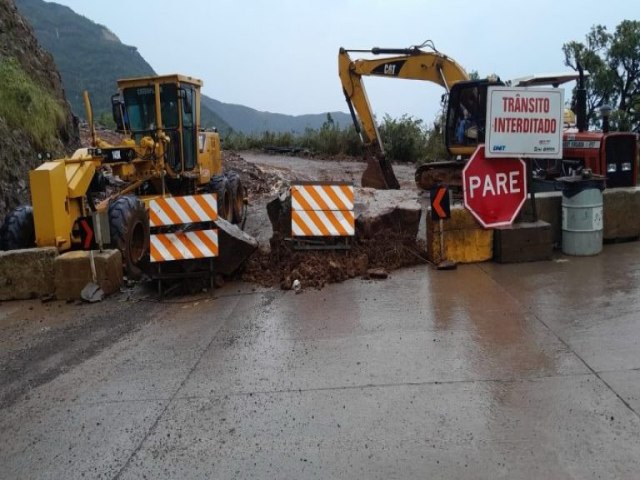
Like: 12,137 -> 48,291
291,183 -> 354,237
150,230 -> 219,263
149,194 -> 218,262
149,194 -> 218,227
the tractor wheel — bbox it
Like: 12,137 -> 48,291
109,196 -> 149,280
225,170 -> 245,225
0,205 -> 35,250
209,175 -> 233,223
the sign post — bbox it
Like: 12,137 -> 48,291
430,185 -> 456,270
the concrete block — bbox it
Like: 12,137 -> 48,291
517,188 -> 640,245
494,221 -> 553,263
54,250 -> 123,301
0,247 -> 58,300
427,206 -> 493,264
602,187 -> 640,241
517,192 -> 562,246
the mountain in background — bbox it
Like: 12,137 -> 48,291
201,97 -> 352,134
15,0 -> 352,135
14,0 -> 230,132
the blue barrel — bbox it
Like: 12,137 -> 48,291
560,175 -> 606,256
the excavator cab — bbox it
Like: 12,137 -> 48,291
444,78 -> 502,156
113,75 -> 201,175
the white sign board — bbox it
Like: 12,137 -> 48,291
485,87 -> 564,159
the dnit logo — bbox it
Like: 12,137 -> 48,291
492,145 -> 506,152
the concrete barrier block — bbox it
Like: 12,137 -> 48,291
603,187 -> 640,241
427,206 -> 493,264
517,188 -> 640,245
517,192 -> 562,246
494,221 -> 553,263
54,250 -> 123,301
0,247 -> 58,300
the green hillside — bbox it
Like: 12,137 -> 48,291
14,0 -> 230,132
15,0 -> 352,135
202,96 -> 353,134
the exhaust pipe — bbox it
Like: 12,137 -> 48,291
576,62 -> 587,133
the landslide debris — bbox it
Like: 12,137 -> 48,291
240,231 -> 427,290
240,188 -> 428,290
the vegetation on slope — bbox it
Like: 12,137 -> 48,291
0,57 -> 66,150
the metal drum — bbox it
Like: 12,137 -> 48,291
559,174 -> 606,256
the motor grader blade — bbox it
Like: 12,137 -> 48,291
361,154 -> 400,189
415,160 -> 465,192
211,217 -> 258,275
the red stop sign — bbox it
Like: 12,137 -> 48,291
463,145 -> 527,228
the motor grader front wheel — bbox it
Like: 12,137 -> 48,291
108,196 -> 149,280
225,170 -> 246,225
209,175 -> 233,223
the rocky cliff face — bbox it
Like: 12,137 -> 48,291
0,0 -> 77,220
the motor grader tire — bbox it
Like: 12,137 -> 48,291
209,175 -> 233,223
109,196 -> 149,280
225,170 -> 245,225
0,205 -> 35,250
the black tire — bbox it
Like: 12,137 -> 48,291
108,196 -> 149,280
225,170 -> 245,225
209,175 -> 233,223
0,205 -> 35,250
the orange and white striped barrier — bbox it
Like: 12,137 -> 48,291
291,183 -> 355,237
149,194 -> 218,227
149,194 -> 218,263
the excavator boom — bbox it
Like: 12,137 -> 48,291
339,43 -> 469,189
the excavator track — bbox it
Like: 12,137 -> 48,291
414,160 -> 465,192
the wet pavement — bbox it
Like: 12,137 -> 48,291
2,242 -> 640,478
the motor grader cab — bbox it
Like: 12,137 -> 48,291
0,74 -> 246,279
339,43 -> 638,191
109,74 -> 242,213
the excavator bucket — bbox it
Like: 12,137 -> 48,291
361,154 -> 400,189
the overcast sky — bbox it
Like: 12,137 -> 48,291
51,0 -> 637,125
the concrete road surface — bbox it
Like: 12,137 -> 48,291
1,242 -> 640,479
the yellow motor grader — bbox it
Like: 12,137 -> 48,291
0,74 -> 246,278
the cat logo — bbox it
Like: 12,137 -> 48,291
372,60 -> 405,77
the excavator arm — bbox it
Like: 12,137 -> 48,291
339,43 -> 470,189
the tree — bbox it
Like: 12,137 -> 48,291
563,20 -> 640,132
378,114 -> 428,163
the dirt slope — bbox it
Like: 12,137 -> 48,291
0,0 -> 77,220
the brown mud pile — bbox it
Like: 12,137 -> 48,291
240,232 -> 428,290
226,151 -> 431,290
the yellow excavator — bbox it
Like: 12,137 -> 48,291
0,74 -> 248,278
339,40 -> 500,190
340,41 -> 639,192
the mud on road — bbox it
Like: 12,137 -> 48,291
224,151 -> 428,290
0,289 -> 163,410
1,150 -> 422,408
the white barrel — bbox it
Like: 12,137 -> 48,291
562,187 -> 603,256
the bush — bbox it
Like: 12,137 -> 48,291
220,113 -> 450,163
378,114 -> 429,163
0,57 -> 66,150
222,116 -> 363,158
